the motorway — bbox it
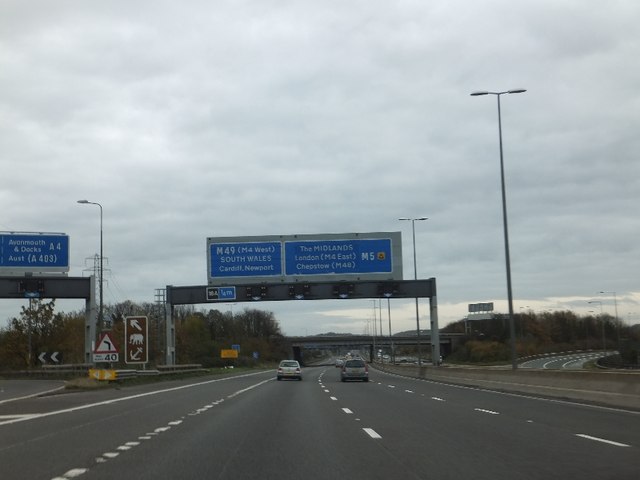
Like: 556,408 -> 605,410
1,368 -> 639,480
519,351 -> 618,369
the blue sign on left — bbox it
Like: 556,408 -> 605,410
209,242 -> 282,278
0,234 -> 69,271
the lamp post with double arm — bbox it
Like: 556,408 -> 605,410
471,89 -> 526,370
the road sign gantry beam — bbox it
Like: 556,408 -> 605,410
0,275 -> 97,364
167,278 -> 436,304
163,278 -> 439,367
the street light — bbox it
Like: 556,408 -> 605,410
599,291 -> 619,321
471,88 -> 526,370
600,291 -> 620,347
387,297 -> 394,364
399,216 -> 428,366
588,300 -> 606,351
77,199 -> 104,331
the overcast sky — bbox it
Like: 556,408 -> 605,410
1,0 -> 639,336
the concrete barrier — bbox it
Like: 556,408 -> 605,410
374,364 -> 640,410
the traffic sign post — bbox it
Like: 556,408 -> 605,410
38,351 -> 62,364
89,369 -> 117,381
208,240 -> 282,279
125,316 -> 148,365
283,238 -> 393,276
207,232 -> 403,284
93,332 -> 119,363
0,232 -> 70,273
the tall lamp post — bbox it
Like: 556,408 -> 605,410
471,88 -> 526,370
77,200 -> 104,332
387,297 -> 394,364
399,217 -> 428,366
588,300 -> 606,351
600,291 -> 619,347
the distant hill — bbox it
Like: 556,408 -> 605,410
394,329 -> 431,337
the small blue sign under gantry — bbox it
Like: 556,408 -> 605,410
207,232 -> 402,284
0,232 -> 70,273
206,286 -> 237,301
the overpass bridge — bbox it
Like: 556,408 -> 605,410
287,332 -> 465,363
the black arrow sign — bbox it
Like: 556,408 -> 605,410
38,351 -> 62,364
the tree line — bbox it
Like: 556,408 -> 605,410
0,299 -> 290,369
3,300 -> 638,369
443,310 -> 640,365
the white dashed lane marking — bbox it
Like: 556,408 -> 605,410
362,370 -> 637,449
363,428 -> 382,439
576,434 -> 630,447
48,377 -> 269,479
474,408 -> 500,415
51,468 -> 89,479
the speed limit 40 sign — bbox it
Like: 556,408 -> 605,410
93,332 -> 119,363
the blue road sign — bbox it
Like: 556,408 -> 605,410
207,233 -> 402,283
284,238 -> 393,276
206,286 -> 237,301
0,233 -> 69,271
209,241 -> 282,278
218,286 -> 236,300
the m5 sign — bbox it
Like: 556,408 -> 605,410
125,316 -> 148,364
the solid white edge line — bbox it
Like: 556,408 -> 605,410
1,371 -> 271,426
0,385 -> 66,405
363,428 -> 382,439
575,434 -> 630,447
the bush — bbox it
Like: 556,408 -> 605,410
448,340 -> 510,363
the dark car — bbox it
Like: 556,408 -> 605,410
341,358 -> 369,382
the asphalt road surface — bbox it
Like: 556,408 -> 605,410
1,368 -> 638,480
519,351 -> 617,369
0,379 -> 65,405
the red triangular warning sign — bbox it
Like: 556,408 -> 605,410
94,332 -> 118,353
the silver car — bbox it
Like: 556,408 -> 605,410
341,358 -> 369,382
277,360 -> 302,381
